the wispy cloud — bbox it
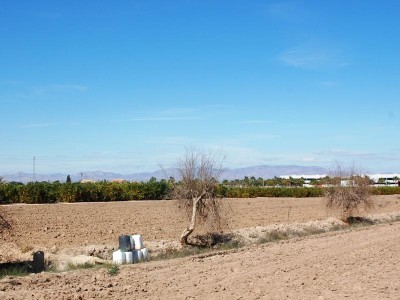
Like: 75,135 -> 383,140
314,149 -> 376,158
238,120 -> 277,125
32,84 -> 88,94
301,157 -> 316,162
12,83 -> 88,99
287,150 -> 377,166
117,106 -> 205,122
247,133 -> 280,140
146,136 -> 193,145
20,123 -> 57,129
125,117 -> 203,122
31,83 -> 87,96
159,108 -> 197,115
279,44 -> 347,69
206,144 -> 282,167
49,84 -> 87,92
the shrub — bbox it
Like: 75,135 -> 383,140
325,164 -> 373,219
371,186 -> 400,195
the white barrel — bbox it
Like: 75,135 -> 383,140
112,250 -> 126,265
132,249 -> 144,263
129,235 -> 135,250
125,251 -> 134,264
132,234 -> 144,250
137,249 -> 144,262
141,248 -> 149,261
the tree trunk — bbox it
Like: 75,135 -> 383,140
180,192 -> 204,245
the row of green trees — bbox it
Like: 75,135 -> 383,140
216,185 -> 325,198
222,176 -> 306,187
0,178 -> 169,204
218,185 -> 400,198
0,179 -> 399,204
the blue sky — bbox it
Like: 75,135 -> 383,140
1,0 -> 399,174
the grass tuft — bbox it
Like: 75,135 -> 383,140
107,264 -> 119,276
65,262 -> 95,271
151,246 -> 208,261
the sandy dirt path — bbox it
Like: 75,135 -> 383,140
1,221 -> 399,299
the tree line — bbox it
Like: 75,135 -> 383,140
0,178 -> 170,204
0,177 -> 399,204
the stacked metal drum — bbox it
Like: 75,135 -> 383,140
112,234 -> 149,264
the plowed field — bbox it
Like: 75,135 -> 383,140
2,195 -> 400,249
1,195 -> 400,299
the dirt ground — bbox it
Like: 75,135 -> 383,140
2,195 -> 400,250
1,221 -> 400,299
1,195 -> 400,299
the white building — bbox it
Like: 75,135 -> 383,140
367,173 -> 400,186
280,173 -> 400,187
280,174 -> 327,187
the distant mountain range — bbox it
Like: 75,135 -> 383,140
1,165 -> 328,183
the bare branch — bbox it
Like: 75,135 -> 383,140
325,162 -> 373,219
172,148 -> 225,246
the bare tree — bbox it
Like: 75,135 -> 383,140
325,162 -> 373,219
172,149 -> 225,246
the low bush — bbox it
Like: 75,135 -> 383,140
371,186 -> 400,195
221,187 -> 325,198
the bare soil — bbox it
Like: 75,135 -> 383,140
1,195 -> 400,299
3,195 -> 400,250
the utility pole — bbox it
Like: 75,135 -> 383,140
33,156 -> 36,182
